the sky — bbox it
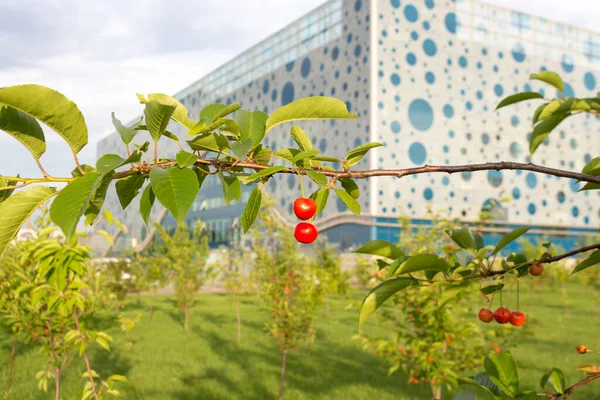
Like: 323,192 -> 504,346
0,0 -> 598,178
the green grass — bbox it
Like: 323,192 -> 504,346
0,281 -> 598,399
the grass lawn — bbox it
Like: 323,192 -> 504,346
0,281 -> 598,399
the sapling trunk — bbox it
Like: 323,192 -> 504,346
184,307 -> 190,332
4,335 -> 17,399
279,349 -> 288,400
236,297 -> 241,345
431,382 -> 442,400
54,367 -> 60,400
148,291 -> 155,323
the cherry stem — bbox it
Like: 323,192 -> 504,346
297,171 -> 306,198
516,278 -> 520,310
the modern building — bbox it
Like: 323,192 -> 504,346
97,0 -> 600,255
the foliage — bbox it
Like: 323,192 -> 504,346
0,209 -> 123,399
357,212 -> 518,399
149,222 -> 212,332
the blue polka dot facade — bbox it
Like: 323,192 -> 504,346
376,0 -> 599,240
97,0 -> 599,251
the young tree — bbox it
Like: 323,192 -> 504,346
252,199 -> 325,400
151,223 -> 211,332
220,246 -> 258,345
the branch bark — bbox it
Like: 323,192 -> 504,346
549,373 -> 600,399
72,308 -> 99,400
4,335 -> 17,399
4,160 -> 600,190
488,242 -> 600,277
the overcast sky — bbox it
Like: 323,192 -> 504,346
1,0 -> 598,178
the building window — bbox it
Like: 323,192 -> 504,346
583,35 -> 600,62
510,11 -> 531,33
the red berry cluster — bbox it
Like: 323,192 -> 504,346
293,198 -> 318,244
478,307 -> 526,327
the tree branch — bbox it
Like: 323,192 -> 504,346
549,373 -> 600,399
4,160 -> 600,191
72,307 -> 99,400
488,242 -> 600,277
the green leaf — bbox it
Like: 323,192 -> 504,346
139,184 -> 155,226
273,148 -> 300,163
0,186 -> 56,255
265,96 -> 357,133
310,188 -> 329,215
235,110 -> 268,146
111,113 -> 142,145
457,377 -> 497,400
96,337 -> 110,352
241,187 -> 261,233
493,228 -> 530,255
532,103 -> 548,125
252,145 -> 272,165
107,375 -> 127,383
393,254 -> 451,275
144,101 -> 176,143
187,133 -> 222,153
176,150 -> 198,168
290,126 -> 313,150
447,226 -> 478,252
138,93 -> 196,130
580,182 -> 600,191
340,178 -> 360,199
0,104 -> 46,159
97,229 -> 114,246
0,84 -> 88,153
540,368 -> 565,394
484,352 -> 519,396
481,284 -> 504,295
200,103 -> 241,121
230,139 -> 254,159
240,166 -> 286,184
187,118 -> 238,137
0,176 -> 19,204
354,240 -> 404,259
495,92 -> 544,111
84,173 -> 113,225
582,157 -> 600,176
438,282 -> 470,307
333,188 -> 360,215
305,170 -> 328,187
162,130 -> 180,143
530,114 -> 567,155
571,250 -> 600,275
115,174 -> 147,209
345,142 -> 383,167
149,167 -> 199,226
530,71 -> 564,92
95,151 -> 141,175
218,173 -> 242,204
359,277 -> 417,327
312,155 -> 341,162
51,172 -> 102,240
292,149 -> 320,164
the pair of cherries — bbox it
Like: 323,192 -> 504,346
479,307 -> 526,327
293,198 -> 318,244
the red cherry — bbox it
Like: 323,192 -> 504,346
494,307 -> 512,324
478,308 -> 494,323
293,198 -> 317,220
510,311 -> 526,327
294,223 -> 318,244
529,263 -> 544,276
